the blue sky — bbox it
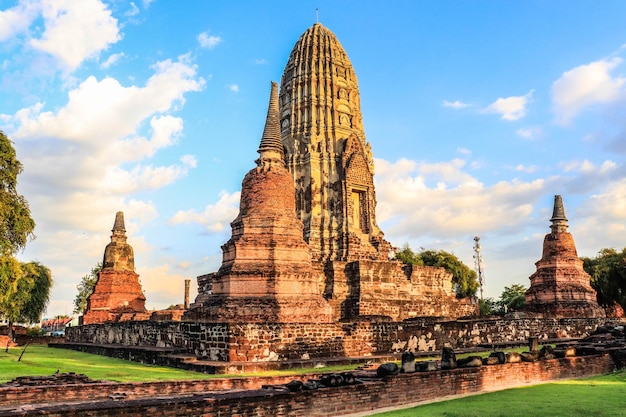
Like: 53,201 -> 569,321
1,0 -> 626,317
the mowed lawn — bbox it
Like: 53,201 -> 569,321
0,344 -> 217,383
0,344 -> 358,383
373,370 -> 626,417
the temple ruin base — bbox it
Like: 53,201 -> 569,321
66,317 -> 620,365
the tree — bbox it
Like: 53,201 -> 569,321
0,131 -> 36,256
395,244 -> 423,266
498,284 -> 527,312
479,297 -> 498,316
0,260 -> 52,340
582,248 -> 626,310
73,263 -> 102,315
396,244 -> 479,298
0,130 -> 44,341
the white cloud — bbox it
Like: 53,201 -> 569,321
516,126 -> 542,140
515,164 -> 537,173
125,2 -> 140,17
0,0 -> 40,41
255,58 -> 267,64
552,57 -> 626,125
483,90 -> 534,121
137,264 -> 197,310
170,191 -> 240,233
443,100 -> 469,109
12,55 -> 204,143
457,147 -> 471,155
228,84 -> 239,92
101,52 -> 125,69
29,0 -> 121,71
198,32 -> 222,49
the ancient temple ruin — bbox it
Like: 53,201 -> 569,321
185,82 -> 333,323
280,22 -> 391,263
525,195 -> 605,318
82,212 -> 147,324
186,23 -> 474,323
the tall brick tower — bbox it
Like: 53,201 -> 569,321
525,195 -> 605,318
279,23 -> 391,263
185,82 -> 333,323
82,212 -> 147,324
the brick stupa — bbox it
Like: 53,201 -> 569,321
525,195 -> 605,318
185,82 -> 334,323
82,212 -> 147,324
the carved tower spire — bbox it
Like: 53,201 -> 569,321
550,195 -> 568,233
279,23 -> 390,262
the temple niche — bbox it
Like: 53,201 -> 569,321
525,195 -> 605,318
82,212 -> 148,325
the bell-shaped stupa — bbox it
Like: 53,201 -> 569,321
185,82 -> 333,323
525,195 -> 605,318
83,212 -> 147,324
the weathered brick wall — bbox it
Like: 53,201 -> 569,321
67,318 -> 615,362
0,355 -> 614,416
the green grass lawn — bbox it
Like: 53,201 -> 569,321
0,344 -> 360,383
372,370 -> 626,417
0,344 -> 219,383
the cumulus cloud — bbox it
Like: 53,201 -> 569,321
483,90 -> 534,121
29,0 -> 121,71
170,191 -> 240,233
3,54 -> 204,264
0,0 -> 40,41
552,58 -> 626,125
375,157 -> 544,240
573,178 -> 626,255
198,31 -> 222,49
443,100 -> 469,109
12,55 -> 204,143
228,84 -> 239,92
137,264 -> 197,310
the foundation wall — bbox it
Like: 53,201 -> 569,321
66,318 -> 616,363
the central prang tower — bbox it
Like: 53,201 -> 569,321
279,22 -> 391,263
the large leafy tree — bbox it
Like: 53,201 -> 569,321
73,263 -> 102,315
396,244 -> 479,298
498,284 -> 527,312
0,131 -> 35,256
0,131 -> 49,340
0,262 -> 52,339
582,248 -> 626,310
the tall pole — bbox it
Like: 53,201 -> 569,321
473,236 -> 485,300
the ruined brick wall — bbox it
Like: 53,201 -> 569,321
67,318 -> 615,363
0,355 -> 614,416
323,260 -> 475,321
